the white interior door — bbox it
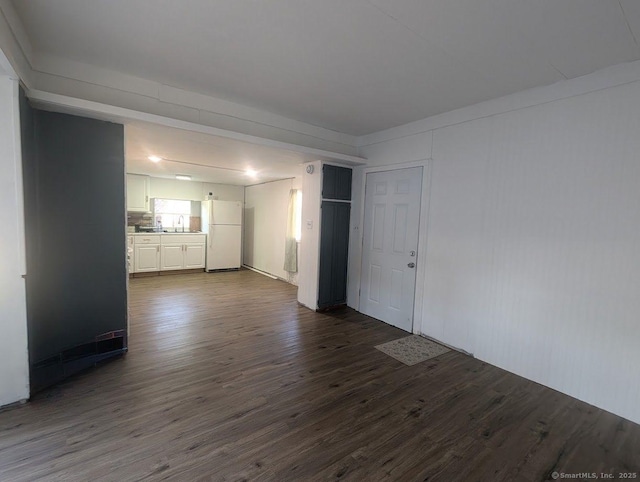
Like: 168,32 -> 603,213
360,167 -> 423,332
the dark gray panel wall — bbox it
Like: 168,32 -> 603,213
318,201 -> 351,308
322,165 -> 352,201
20,92 -> 127,366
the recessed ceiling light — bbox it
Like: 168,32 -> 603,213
175,174 -> 191,181
148,155 -> 162,162
245,169 -> 257,177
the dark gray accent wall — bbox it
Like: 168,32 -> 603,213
322,165 -> 352,201
318,201 -> 351,308
318,164 -> 352,309
20,89 -> 127,373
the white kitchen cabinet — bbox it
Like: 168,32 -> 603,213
159,234 -> 206,271
134,235 -> 160,272
160,244 -> 186,270
131,234 -> 205,272
126,174 -> 150,212
184,244 -> 206,269
135,245 -> 160,271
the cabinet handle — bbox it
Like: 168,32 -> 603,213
157,246 -> 159,253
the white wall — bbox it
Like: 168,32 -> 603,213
142,176 -> 245,202
0,75 -> 29,407
149,177 -> 203,201
297,161 -> 322,309
0,0 -> 358,157
201,182 -> 245,202
244,177 -> 300,282
354,63 -> 640,424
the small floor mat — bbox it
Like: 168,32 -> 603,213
375,335 -> 451,366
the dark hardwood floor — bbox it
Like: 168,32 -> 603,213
1,270 -> 638,481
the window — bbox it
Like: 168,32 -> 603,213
154,199 -> 191,230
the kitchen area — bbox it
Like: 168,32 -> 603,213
126,172 -> 244,276
10,92 -> 344,408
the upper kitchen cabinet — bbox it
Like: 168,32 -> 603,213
126,174 -> 150,212
322,164 -> 352,201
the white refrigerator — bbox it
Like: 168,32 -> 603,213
201,200 -> 242,270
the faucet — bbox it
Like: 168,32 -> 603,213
178,215 -> 184,233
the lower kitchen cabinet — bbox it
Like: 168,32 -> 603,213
132,233 -> 206,273
160,244 -> 185,270
135,244 -> 161,272
160,234 -> 206,271
134,235 -> 161,272
160,243 -> 205,270
184,244 -> 206,269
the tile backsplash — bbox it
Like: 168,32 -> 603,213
126,211 -> 202,232
127,211 -> 153,228
189,216 -> 201,232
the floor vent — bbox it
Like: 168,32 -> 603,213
30,330 -> 127,394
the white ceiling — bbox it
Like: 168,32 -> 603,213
0,48 -> 12,76
125,122 -> 317,185
8,0 -> 640,183
11,0 -> 640,136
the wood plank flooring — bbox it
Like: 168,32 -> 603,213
1,269 -> 639,481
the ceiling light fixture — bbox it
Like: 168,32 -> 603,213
148,155 -> 162,162
175,174 -> 192,181
245,169 -> 257,177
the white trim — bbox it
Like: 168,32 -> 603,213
0,49 -> 15,77
0,0 -> 359,150
32,52 -> 358,150
0,0 -> 34,62
355,159 -> 431,334
357,59 -> 640,147
26,89 -> 368,166
9,78 -> 26,276
242,264 -> 278,280
0,75 -> 30,405
0,0 -> 34,86
5,0 -> 640,150
322,160 -> 357,170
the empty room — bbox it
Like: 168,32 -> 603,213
1,1 -> 640,480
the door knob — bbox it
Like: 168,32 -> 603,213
408,262 -> 416,268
